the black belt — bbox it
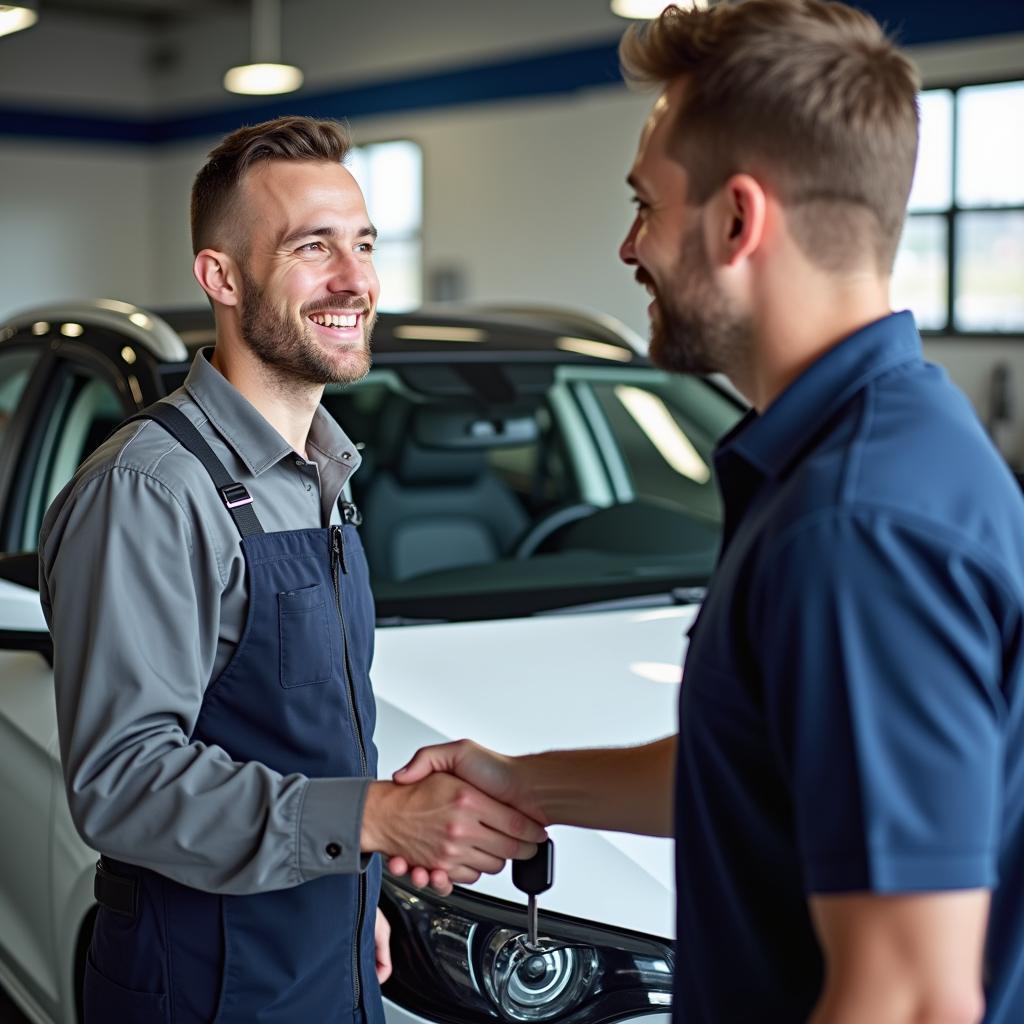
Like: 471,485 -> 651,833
94,858 -> 138,917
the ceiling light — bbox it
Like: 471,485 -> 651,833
611,0 -> 708,18
225,0 -> 303,96
0,3 -> 38,39
60,323 -> 84,338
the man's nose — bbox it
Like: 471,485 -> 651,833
325,250 -> 372,294
620,219 -> 639,266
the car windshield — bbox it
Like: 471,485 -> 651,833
322,361 -> 743,622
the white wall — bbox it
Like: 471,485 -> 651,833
0,14 -> 151,112
0,142 -> 155,317
1,8 -> 1023,458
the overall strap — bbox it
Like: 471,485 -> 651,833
126,402 -> 265,538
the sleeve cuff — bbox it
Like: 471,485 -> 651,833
805,851 -> 996,894
297,776 -> 372,879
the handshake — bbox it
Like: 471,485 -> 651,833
360,739 -> 542,896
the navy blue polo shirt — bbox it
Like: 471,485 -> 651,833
675,312 -> 1024,1023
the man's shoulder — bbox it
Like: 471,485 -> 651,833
75,392 -> 210,491
763,366 -> 1024,577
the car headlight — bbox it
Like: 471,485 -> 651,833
380,873 -> 673,1024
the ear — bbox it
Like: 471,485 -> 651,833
193,249 -> 242,308
709,173 -> 767,268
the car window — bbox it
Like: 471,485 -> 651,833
19,371 -> 126,551
586,373 -> 734,525
323,364 -> 743,620
0,349 -> 40,453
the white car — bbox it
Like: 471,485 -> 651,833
0,300 -> 743,1024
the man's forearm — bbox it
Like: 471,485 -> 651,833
516,735 -> 675,836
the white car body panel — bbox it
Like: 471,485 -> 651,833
0,577 -> 696,1023
372,603 -> 697,938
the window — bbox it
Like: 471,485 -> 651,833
347,141 -> 423,313
0,349 -> 39,454
893,80 -> 1024,334
19,371 -> 125,550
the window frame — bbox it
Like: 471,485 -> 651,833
903,74 -> 1024,338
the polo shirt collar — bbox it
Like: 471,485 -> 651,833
719,311 -> 922,481
183,348 -> 362,480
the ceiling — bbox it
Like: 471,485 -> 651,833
42,0 -> 248,26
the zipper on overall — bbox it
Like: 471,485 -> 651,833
331,524 -> 369,1009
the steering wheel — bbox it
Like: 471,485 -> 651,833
514,503 -> 600,559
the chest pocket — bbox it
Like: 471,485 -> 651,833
278,582 -> 333,687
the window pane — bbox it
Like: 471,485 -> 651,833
0,348 -> 39,453
954,211 -> 1024,332
892,215 -> 948,330
346,148 -> 370,199
957,81 -> 1024,207
908,90 -> 953,212
368,141 -> 422,237
590,374 -> 737,523
374,239 -> 422,312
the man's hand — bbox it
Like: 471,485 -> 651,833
375,907 -> 392,984
386,740 -> 538,893
386,736 -> 676,889
394,740 -> 543,821
361,771 -> 546,893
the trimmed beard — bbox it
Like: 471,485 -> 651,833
647,220 -> 752,378
239,270 -> 374,387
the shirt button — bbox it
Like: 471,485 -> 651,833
342,452 -> 352,460
325,842 -> 342,859
305,483 -> 312,492
294,458 -> 305,467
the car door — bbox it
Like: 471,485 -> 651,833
0,340 -> 65,1018
0,336 -> 143,1024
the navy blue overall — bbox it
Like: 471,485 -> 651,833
84,403 -> 383,1024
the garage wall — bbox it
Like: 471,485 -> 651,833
0,142 -> 156,316
2,10 -> 1023,458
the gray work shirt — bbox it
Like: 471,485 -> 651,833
39,349 -> 372,894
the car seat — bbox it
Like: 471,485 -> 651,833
359,397 -> 530,582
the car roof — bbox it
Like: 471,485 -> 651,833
156,304 -> 648,364
2,299 -> 650,369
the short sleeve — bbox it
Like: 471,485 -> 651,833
750,509 -> 1010,895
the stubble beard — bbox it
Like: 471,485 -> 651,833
239,270 -> 375,389
647,221 -> 752,379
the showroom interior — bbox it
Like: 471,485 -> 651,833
1,1 -> 1024,1023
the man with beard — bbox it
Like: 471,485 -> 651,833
388,3 -> 1024,1023
39,116 -> 545,1024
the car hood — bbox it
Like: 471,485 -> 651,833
372,601 -> 698,941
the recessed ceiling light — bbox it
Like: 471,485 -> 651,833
0,3 -> 38,40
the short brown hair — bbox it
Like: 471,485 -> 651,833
190,115 -> 351,254
620,0 -> 920,273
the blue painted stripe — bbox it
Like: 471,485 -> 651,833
0,39 -> 623,145
1,0 -> 1022,147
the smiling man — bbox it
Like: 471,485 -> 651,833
39,116 -> 545,1024
391,3 -> 1024,1022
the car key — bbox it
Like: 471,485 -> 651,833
512,838 -> 554,950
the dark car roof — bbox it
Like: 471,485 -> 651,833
156,305 -> 647,365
